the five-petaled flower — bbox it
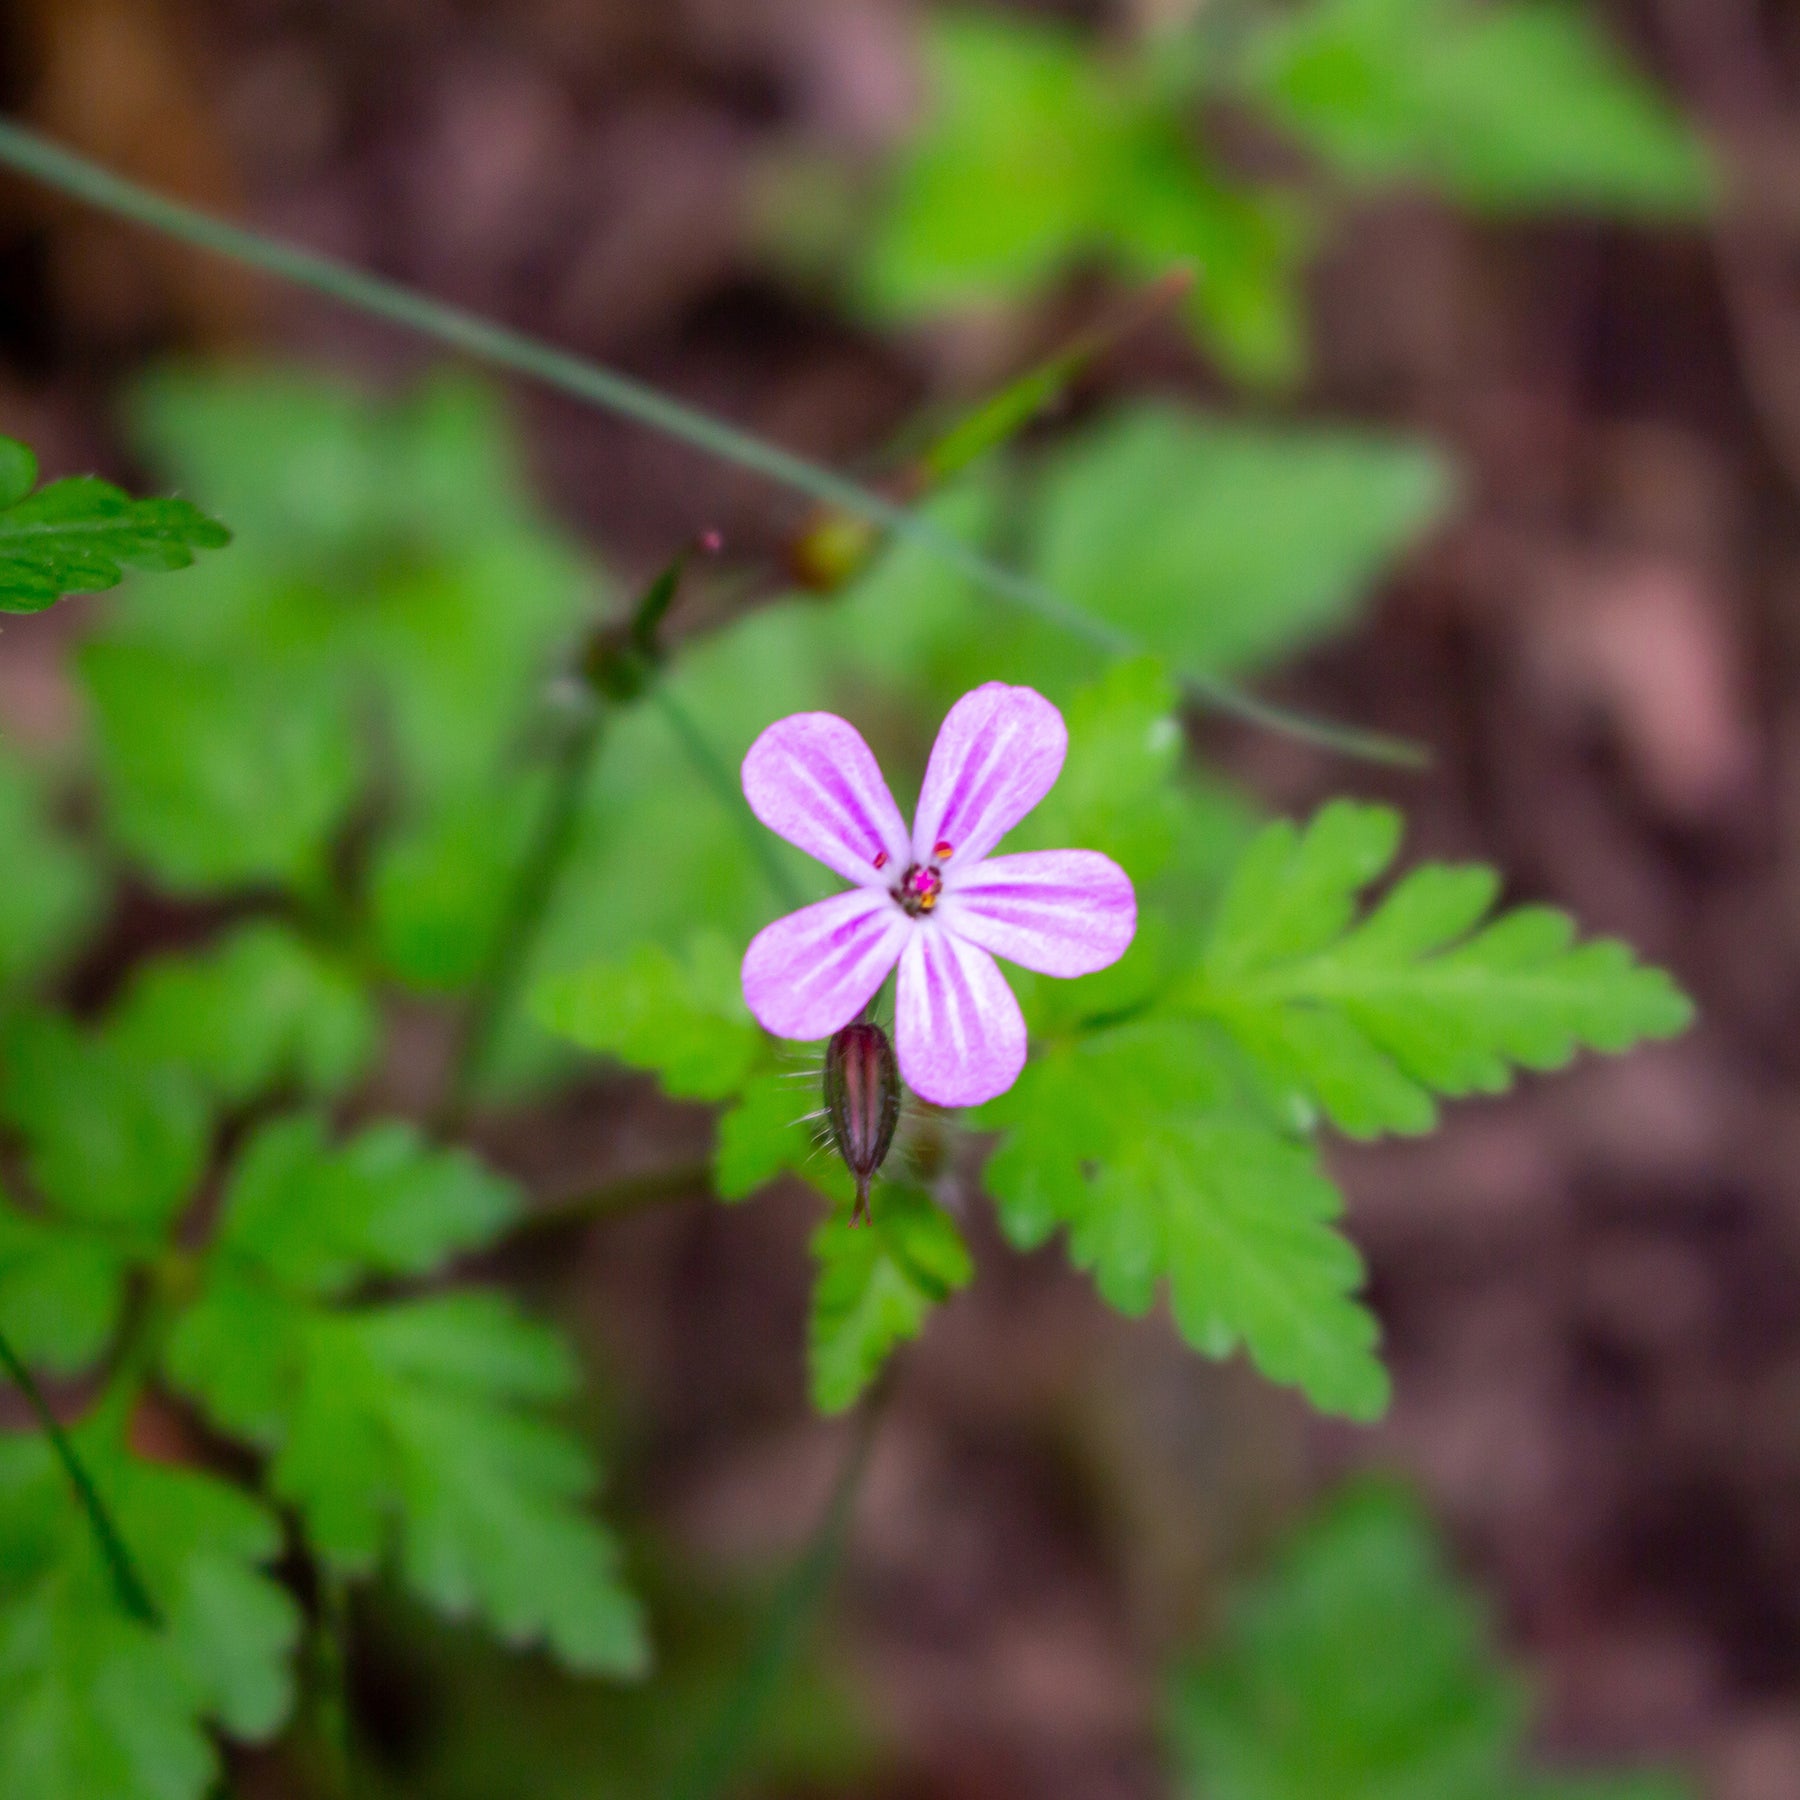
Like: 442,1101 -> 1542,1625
739,682 -> 1137,1107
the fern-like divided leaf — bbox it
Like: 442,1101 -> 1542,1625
0,436 -> 229,613
1183,802 -> 1694,1139
1166,1481 -> 1693,1800
163,1113 -> 647,1677
533,932 -> 763,1103
0,1413 -> 300,1800
1244,0 -> 1714,219
810,1185 -> 973,1414
0,1010 -> 210,1375
981,1020 -> 1388,1420
107,922 -> 378,1109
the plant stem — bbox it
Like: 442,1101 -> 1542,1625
310,1570 -> 357,1799
665,1391 -> 886,1800
513,1161 -> 715,1242
0,118 -> 1424,768
651,687 -> 806,911
0,1323 -> 160,1626
440,699 -> 608,1129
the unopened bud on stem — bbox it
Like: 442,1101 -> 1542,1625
824,1021 -> 900,1225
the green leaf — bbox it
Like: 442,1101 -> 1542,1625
106,922 -> 377,1107
212,1112 -> 522,1298
164,1115 -> 639,1674
1166,1481 -> 1694,1800
0,436 -> 229,615
861,13 -> 1121,317
166,1285 -> 645,1677
118,368 -> 588,813
0,1012 -> 208,1375
809,1186 -> 973,1413
0,1416 -> 300,1800
80,641 -> 361,896
1107,124 -> 1312,388
533,933 -> 763,1102
0,747 -> 105,994
981,1021 -> 1387,1419
1246,0 -> 1713,217
1186,803 -> 1695,1138
0,1196 -> 132,1377
371,776 -> 544,993
1028,405 -> 1455,680
857,13 -> 1310,384
1009,655 -> 1187,870
1166,1483 -> 1525,1800
0,1011 -> 207,1233
715,1066 -> 851,1206
127,367 -> 540,566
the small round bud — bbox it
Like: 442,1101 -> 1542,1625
824,1021 -> 900,1224
789,510 -> 880,593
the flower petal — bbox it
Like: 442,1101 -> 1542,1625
940,850 -> 1137,977
911,683 -> 1068,866
742,712 -> 911,887
742,889 -> 909,1041
895,926 -> 1027,1108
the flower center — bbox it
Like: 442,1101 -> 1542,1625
896,863 -> 942,915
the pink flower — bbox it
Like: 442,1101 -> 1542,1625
739,683 -> 1137,1107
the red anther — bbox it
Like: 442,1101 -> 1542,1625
873,849 -> 890,871
699,529 -> 725,555
933,840 -> 954,860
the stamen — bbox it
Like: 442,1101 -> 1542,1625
896,861 -> 943,916
873,849 -> 890,871
933,840 -> 954,860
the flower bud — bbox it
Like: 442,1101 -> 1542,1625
823,1021 -> 900,1225
789,509 -> 880,593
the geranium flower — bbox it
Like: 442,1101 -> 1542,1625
739,682 -> 1136,1106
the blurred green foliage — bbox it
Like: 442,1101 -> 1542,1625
1247,0 -> 1713,216
823,0 -> 1710,384
810,1183 -> 974,1414
1167,1481 -> 1693,1799
0,1405 -> 299,1798
857,10 -> 1311,384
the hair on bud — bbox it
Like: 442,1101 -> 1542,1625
823,1021 -> 900,1225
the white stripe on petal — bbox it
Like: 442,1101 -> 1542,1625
895,925 -> 1027,1107
911,684 -> 1066,867
742,712 -> 912,887
939,850 -> 1136,977
742,889 -> 910,1041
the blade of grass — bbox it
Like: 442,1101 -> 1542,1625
0,119 -> 1425,766
665,1389 -> 884,1800
0,1322 -> 161,1626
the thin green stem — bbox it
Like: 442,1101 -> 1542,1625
514,1161 -> 714,1242
439,699 -> 609,1128
651,686 -> 807,911
665,1393 -> 885,1800
310,1570 -> 357,1799
0,1323 -> 160,1626
0,119 -> 1423,768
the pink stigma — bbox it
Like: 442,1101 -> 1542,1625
897,862 -> 942,915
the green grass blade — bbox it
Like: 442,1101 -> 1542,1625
0,119 -> 1423,766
